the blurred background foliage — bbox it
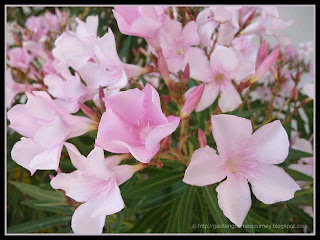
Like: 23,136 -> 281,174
6,6 -> 313,234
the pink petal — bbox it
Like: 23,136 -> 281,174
71,202 -> 106,234
210,45 -> 238,72
87,146 -> 114,179
216,175 -> 251,227
64,142 -> 89,171
217,22 -> 235,46
33,116 -> 70,148
249,163 -> 301,204
29,144 -> 63,170
75,16 -> 98,39
96,108 -> 139,154
195,82 -> 219,112
63,114 -> 93,139
212,7 -> 231,22
292,138 -> 313,154
181,21 -> 200,46
111,165 -> 135,185
160,18 -> 182,44
218,81 -> 242,113
183,146 -> 227,186
302,83 -> 314,99
166,56 -> 184,73
184,48 -> 213,82
198,21 -> 218,47
211,114 -> 252,158
144,115 -> 180,152
231,54 -> 256,82
44,74 -> 65,98
50,170 -> 106,202
11,137 -> 40,175
26,93 -> 56,121
289,164 -> 313,177
249,120 -> 289,164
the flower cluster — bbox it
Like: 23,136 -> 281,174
6,6 -> 313,234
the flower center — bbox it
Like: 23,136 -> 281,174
214,73 -> 225,84
176,45 -> 185,56
139,121 -> 153,142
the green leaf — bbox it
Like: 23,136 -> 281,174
176,185 -> 196,233
275,205 -> 289,225
242,215 -> 254,233
166,198 -> 181,233
122,172 -> 184,199
284,167 -> 313,182
249,210 -> 285,233
231,106 -> 265,118
286,148 -> 313,161
21,200 -> 73,214
7,215 -> 72,233
195,188 -> 210,233
10,181 -> 65,203
202,186 -> 231,233
287,203 -> 313,230
119,36 -> 132,59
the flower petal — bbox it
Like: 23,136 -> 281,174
144,115 -> 180,152
181,21 -> 200,46
249,164 -> 301,204
71,201 -> 106,234
64,142 -> 89,171
195,82 -> 219,112
210,46 -> 238,72
211,114 -> 252,158
29,144 -> 63,170
216,175 -> 251,227
183,146 -> 227,186
87,146 -> 114,179
249,120 -> 289,164
218,81 -> 242,113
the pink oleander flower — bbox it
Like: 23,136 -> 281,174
5,69 -> 26,108
185,45 -> 255,112
96,83 -> 180,163
44,61 -> 97,113
232,35 -> 257,62
51,143 -> 140,234
26,16 -> 49,41
181,83 -> 205,118
8,47 -> 34,72
183,114 -> 300,227
113,6 -> 167,46
159,19 -> 200,73
301,83 -> 314,100
22,40 -> 51,61
8,91 -> 94,174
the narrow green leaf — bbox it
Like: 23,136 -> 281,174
166,198 -> 181,233
177,185 -> 196,233
123,172 -> 183,199
119,36 -> 132,59
284,167 -> 313,182
242,215 -> 254,233
275,205 -> 289,225
21,200 -> 73,214
10,181 -> 65,203
7,215 -> 71,233
287,203 -> 313,230
202,186 -> 231,233
249,210 -> 285,233
196,188 -> 210,233
286,148 -> 313,161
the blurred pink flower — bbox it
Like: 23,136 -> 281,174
5,69 -> 26,108
8,47 -> 34,72
96,83 -> 180,163
183,114 -> 300,227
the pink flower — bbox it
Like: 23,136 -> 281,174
183,114 -> 300,227
185,45 -> 255,112
160,19 -> 200,73
51,143 -> 139,234
5,69 -> 26,108
181,83 -> 205,118
26,16 -> 49,41
8,47 -> 34,72
301,83 -> 314,99
96,83 -> 180,163
8,91 -> 94,174
113,6 -> 167,45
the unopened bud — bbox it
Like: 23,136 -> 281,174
182,63 -> 190,84
180,83 -> 205,118
78,101 -> 98,121
250,47 -> 280,83
157,49 -> 172,88
256,39 -> 268,69
198,128 -> 207,148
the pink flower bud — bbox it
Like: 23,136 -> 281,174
256,39 -> 268,69
157,49 -> 171,87
78,102 -> 98,121
180,83 -> 205,118
182,63 -> 190,84
198,128 -> 207,148
251,47 -> 280,83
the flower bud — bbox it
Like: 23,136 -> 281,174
157,49 -> 172,88
256,39 -> 268,69
78,101 -> 99,121
198,128 -> 207,148
250,47 -> 280,83
182,63 -> 190,84
180,83 -> 205,119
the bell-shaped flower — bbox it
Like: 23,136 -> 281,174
159,19 -> 200,73
51,143 -> 138,234
185,45 -> 255,112
8,91 -> 94,174
96,83 -> 180,163
183,114 -> 300,227
8,47 -> 34,72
